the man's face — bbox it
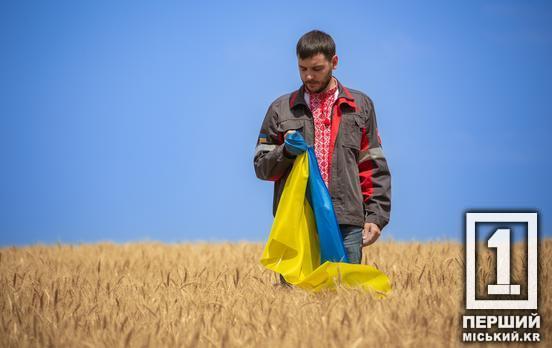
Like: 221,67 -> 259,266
298,53 -> 338,93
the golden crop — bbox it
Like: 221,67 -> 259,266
1,240 -> 550,347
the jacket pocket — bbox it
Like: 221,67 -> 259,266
340,113 -> 367,150
277,119 -> 306,133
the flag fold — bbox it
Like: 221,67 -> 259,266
260,133 -> 391,294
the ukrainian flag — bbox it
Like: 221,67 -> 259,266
260,133 -> 391,295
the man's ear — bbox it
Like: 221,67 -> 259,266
331,55 -> 338,70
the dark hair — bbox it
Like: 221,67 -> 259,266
296,30 -> 336,61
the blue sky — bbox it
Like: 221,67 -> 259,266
1,1 -> 551,245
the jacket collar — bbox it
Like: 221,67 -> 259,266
289,77 -> 357,111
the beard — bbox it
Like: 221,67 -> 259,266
306,71 -> 333,94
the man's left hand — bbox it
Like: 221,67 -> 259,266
362,223 -> 381,246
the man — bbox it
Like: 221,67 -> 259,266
254,30 -> 391,277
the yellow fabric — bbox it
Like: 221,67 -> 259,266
260,152 -> 392,295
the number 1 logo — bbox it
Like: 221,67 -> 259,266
487,228 -> 521,295
465,212 -> 538,310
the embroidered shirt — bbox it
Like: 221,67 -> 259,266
304,83 -> 338,186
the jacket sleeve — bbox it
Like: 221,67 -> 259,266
253,102 -> 295,181
359,97 -> 392,229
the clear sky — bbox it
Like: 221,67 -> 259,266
1,0 -> 551,246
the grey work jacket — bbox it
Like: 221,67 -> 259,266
254,79 -> 391,229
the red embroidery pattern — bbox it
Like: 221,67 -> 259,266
307,85 -> 338,186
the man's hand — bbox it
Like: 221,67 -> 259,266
285,130 -> 296,138
283,130 -> 307,157
362,222 -> 381,246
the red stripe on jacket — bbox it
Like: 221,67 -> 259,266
359,128 -> 374,199
327,86 -> 357,184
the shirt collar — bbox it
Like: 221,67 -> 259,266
290,77 -> 357,111
304,85 -> 339,107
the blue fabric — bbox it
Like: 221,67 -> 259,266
283,131 -> 349,263
306,148 -> 349,263
284,131 -> 308,155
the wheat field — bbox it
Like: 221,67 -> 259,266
1,240 -> 550,347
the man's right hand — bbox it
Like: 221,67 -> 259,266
283,130 -> 307,157
285,130 -> 296,138
283,131 -> 296,158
